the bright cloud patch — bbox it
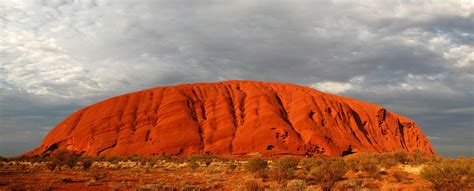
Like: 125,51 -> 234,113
311,81 -> 353,94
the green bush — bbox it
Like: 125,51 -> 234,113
310,159 -> 348,191
421,159 -> 474,190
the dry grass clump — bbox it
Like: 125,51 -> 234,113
421,158 -> 474,190
310,158 -> 348,191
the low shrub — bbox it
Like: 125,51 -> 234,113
244,180 -> 263,191
345,153 -> 381,178
409,149 -> 427,165
227,162 -> 237,171
202,157 -> 212,167
377,153 -> 399,169
66,154 -> 79,169
90,170 -> 108,181
392,150 -> 409,164
286,179 -> 306,191
272,156 -> 300,182
421,159 -> 474,190
106,156 -> 124,164
392,170 -> 409,182
82,159 -> 94,171
310,159 -> 348,191
188,160 -> 199,170
300,157 -> 323,172
244,158 -> 268,178
46,160 -> 59,171
58,177 -> 73,183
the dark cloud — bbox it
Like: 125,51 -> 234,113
0,0 -> 472,157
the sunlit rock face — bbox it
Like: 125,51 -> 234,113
24,80 -> 435,157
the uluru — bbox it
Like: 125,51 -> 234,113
24,80 -> 435,157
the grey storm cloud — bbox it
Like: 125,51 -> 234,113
0,0 -> 473,157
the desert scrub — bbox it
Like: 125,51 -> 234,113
81,158 -> 94,171
244,180 -> 263,191
409,149 -> 428,164
244,158 -> 268,178
345,153 -> 381,178
286,179 -> 306,191
188,159 -> 199,170
90,169 -> 108,181
310,158 -> 348,191
391,150 -> 409,164
392,169 -> 409,183
271,156 -> 300,182
227,161 -> 237,171
421,159 -> 474,190
376,153 -> 399,169
300,157 -> 323,172
188,154 -> 213,167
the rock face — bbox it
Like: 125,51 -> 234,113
25,80 -> 435,157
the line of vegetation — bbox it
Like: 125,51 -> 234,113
1,149 -> 473,190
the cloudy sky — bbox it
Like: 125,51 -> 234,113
0,0 -> 472,157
